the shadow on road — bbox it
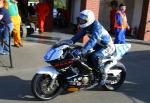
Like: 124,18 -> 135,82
118,50 -> 150,103
87,50 -> 150,103
126,39 -> 150,46
27,34 -> 60,41
25,33 -> 61,45
0,76 -> 36,101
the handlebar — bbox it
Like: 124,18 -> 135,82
51,43 -> 94,62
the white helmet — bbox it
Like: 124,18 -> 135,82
79,10 -> 95,28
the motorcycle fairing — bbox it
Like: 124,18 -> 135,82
103,43 -> 131,76
113,43 -> 131,60
43,45 -> 69,61
36,66 -> 59,79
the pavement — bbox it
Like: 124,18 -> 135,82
0,31 -> 150,103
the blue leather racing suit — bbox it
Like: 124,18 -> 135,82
71,20 -> 115,69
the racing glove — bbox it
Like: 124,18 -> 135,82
59,39 -> 73,45
72,48 -> 87,57
72,49 -> 81,57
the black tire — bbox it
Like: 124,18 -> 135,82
27,23 -> 35,35
20,24 -> 27,38
31,74 -> 63,100
102,62 -> 126,91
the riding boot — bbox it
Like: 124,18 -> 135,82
100,73 -> 108,85
97,64 -> 107,85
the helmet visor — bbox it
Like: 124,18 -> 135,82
79,13 -> 88,25
79,13 -> 88,21
79,18 -> 87,25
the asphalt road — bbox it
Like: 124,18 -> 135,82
0,32 -> 150,103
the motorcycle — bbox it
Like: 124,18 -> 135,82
31,41 -> 131,100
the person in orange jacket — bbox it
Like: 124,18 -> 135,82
110,0 -> 118,34
35,0 -> 49,33
114,3 -> 130,44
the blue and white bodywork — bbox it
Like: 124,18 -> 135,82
37,43 -> 131,80
37,45 -> 69,79
43,45 -> 69,62
102,43 -> 131,75
113,43 -> 131,60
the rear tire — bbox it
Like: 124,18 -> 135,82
31,74 -> 63,100
27,23 -> 35,35
102,62 -> 126,91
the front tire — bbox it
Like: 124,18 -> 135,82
31,74 -> 63,100
102,62 -> 126,91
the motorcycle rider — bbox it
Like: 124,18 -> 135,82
62,10 -> 115,85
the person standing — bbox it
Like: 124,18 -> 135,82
17,0 -> 29,24
5,0 -> 23,47
0,0 -> 13,54
35,0 -> 49,33
110,0 -> 118,34
114,3 -> 130,44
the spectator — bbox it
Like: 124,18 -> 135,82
35,0 -> 49,33
17,0 -> 29,24
0,0 -> 13,55
114,3 -> 130,44
110,0 -> 118,35
5,0 -> 23,47
56,7 -> 69,27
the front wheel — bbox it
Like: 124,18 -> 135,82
102,62 -> 126,91
31,74 -> 63,100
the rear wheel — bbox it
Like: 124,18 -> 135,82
27,23 -> 35,35
31,74 -> 63,100
102,62 -> 126,91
